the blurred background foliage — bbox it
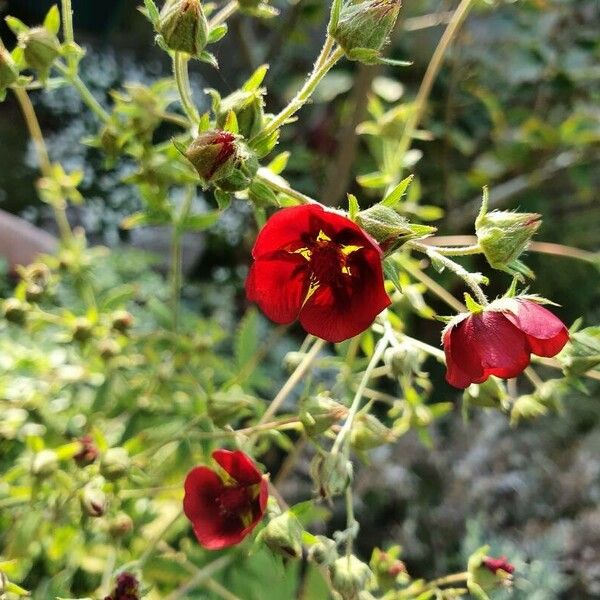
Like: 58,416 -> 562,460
0,0 -> 599,598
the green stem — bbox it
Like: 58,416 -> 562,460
171,187 -> 195,330
12,86 -> 73,241
429,243 -> 482,256
165,555 -> 234,600
174,52 -> 199,124
391,0 -> 475,185
345,486 -> 355,557
408,240 -> 489,306
331,334 -> 389,455
60,0 -> 76,70
252,46 -> 344,143
255,168 -> 317,205
54,62 -> 110,122
209,0 -> 239,29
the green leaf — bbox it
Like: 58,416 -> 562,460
43,5 -> 61,35
143,0 -> 160,24
357,171 -> 392,189
381,175 -> 414,208
463,293 -> 483,314
147,297 -> 174,329
5,16 -> 29,35
197,50 -> 219,69
243,64 -> 269,92
235,308 -> 260,369
248,179 -> 280,208
180,211 -> 221,231
252,129 -> 280,158
266,151 -> 290,175
223,110 -> 239,134
214,189 -> 232,211
99,285 -> 136,311
347,194 -> 360,221
383,260 -> 402,293
207,23 -> 228,44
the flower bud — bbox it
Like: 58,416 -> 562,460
468,547 -> 514,596
463,377 -> 509,410
19,27 -> 61,78
330,555 -> 373,600
331,1 -> 402,63
107,572 -> 140,600
98,338 -> 121,360
558,325 -> 599,377
482,556 -> 515,576
100,447 -> 130,481
350,413 -> 394,452
216,90 -> 265,139
476,195 -> 541,275
370,547 -> 408,591
74,435 -> 99,467
308,535 -> 338,566
184,130 -> 259,192
310,452 -> 353,500
109,512 -> 134,538
300,393 -> 348,437
158,0 -> 209,56
111,310 -> 134,333
81,485 -> 107,517
3,298 -> 27,325
356,204 -> 433,253
0,45 -> 18,98
72,317 -> 93,342
31,449 -> 58,477
260,512 -> 304,558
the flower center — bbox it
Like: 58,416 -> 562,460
216,485 -> 250,517
310,239 -> 347,286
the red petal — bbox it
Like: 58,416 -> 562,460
445,311 -> 531,388
212,449 -> 263,486
504,300 -> 569,357
183,466 -> 223,523
245,255 -> 309,324
298,245 -> 390,343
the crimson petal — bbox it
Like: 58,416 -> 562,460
212,449 -> 263,485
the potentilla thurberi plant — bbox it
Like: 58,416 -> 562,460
0,0 -> 597,598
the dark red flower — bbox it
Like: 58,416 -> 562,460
245,204 -> 391,343
183,449 -> 268,550
74,435 -> 99,467
483,556 -> 515,575
104,572 -> 140,600
443,298 -> 569,389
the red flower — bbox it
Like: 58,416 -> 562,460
74,435 -> 99,467
443,298 -> 569,389
245,204 -> 391,343
104,572 -> 139,600
183,449 -> 268,550
482,556 -> 515,575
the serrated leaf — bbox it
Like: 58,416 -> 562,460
243,64 -> 269,92
381,174 -> 414,208
235,308 -> 260,369
43,5 -> 61,35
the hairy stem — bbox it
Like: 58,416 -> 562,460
255,168 -> 318,205
174,52 -> 199,124
209,0 -> 239,29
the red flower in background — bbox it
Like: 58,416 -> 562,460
246,204 -> 391,343
483,555 -> 515,575
74,435 -> 99,467
183,449 -> 268,550
104,572 -> 139,600
443,298 -> 569,389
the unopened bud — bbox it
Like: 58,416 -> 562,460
330,555 -> 373,600
100,447 -> 130,480
31,449 -> 58,477
3,298 -> 27,325
350,413 -> 394,452
81,485 -> 107,517
476,191 -> 541,275
310,452 -> 353,500
216,90 -> 265,139
331,0 -> 402,63
463,377 -> 509,410
184,130 -> 259,192
482,556 -> 515,576
74,435 -> 99,467
111,310 -> 134,333
98,338 -> 121,360
72,317 -> 93,342
0,45 -> 18,98
308,536 -> 338,566
109,512 -> 134,538
468,548 -> 514,596
300,393 -> 348,437
19,27 -> 61,77
370,548 -> 408,591
356,204 -> 432,253
260,512 -> 304,558
158,0 -> 209,56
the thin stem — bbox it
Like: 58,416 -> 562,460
425,571 -> 469,590
255,337 -> 326,428
393,0 -> 475,183
524,366 -> 544,388
54,62 -> 110,122
205,578 -> 242,600
60,0 -> 76,71
345,486 -> 355,557
165,555 -> 234,600
314,35 -> 335,70
209,0 -> 239,29
12,87 -> 72,241
252,46 -> 344,142
190,417 -> 301,440
255,168 -> 318,205
428,244 -> 482,256
408,240 -> 489,306
331,334 -> 389,454
174,52 -> 199,124
138,512 -> 182,568
170,187 -> 195,331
